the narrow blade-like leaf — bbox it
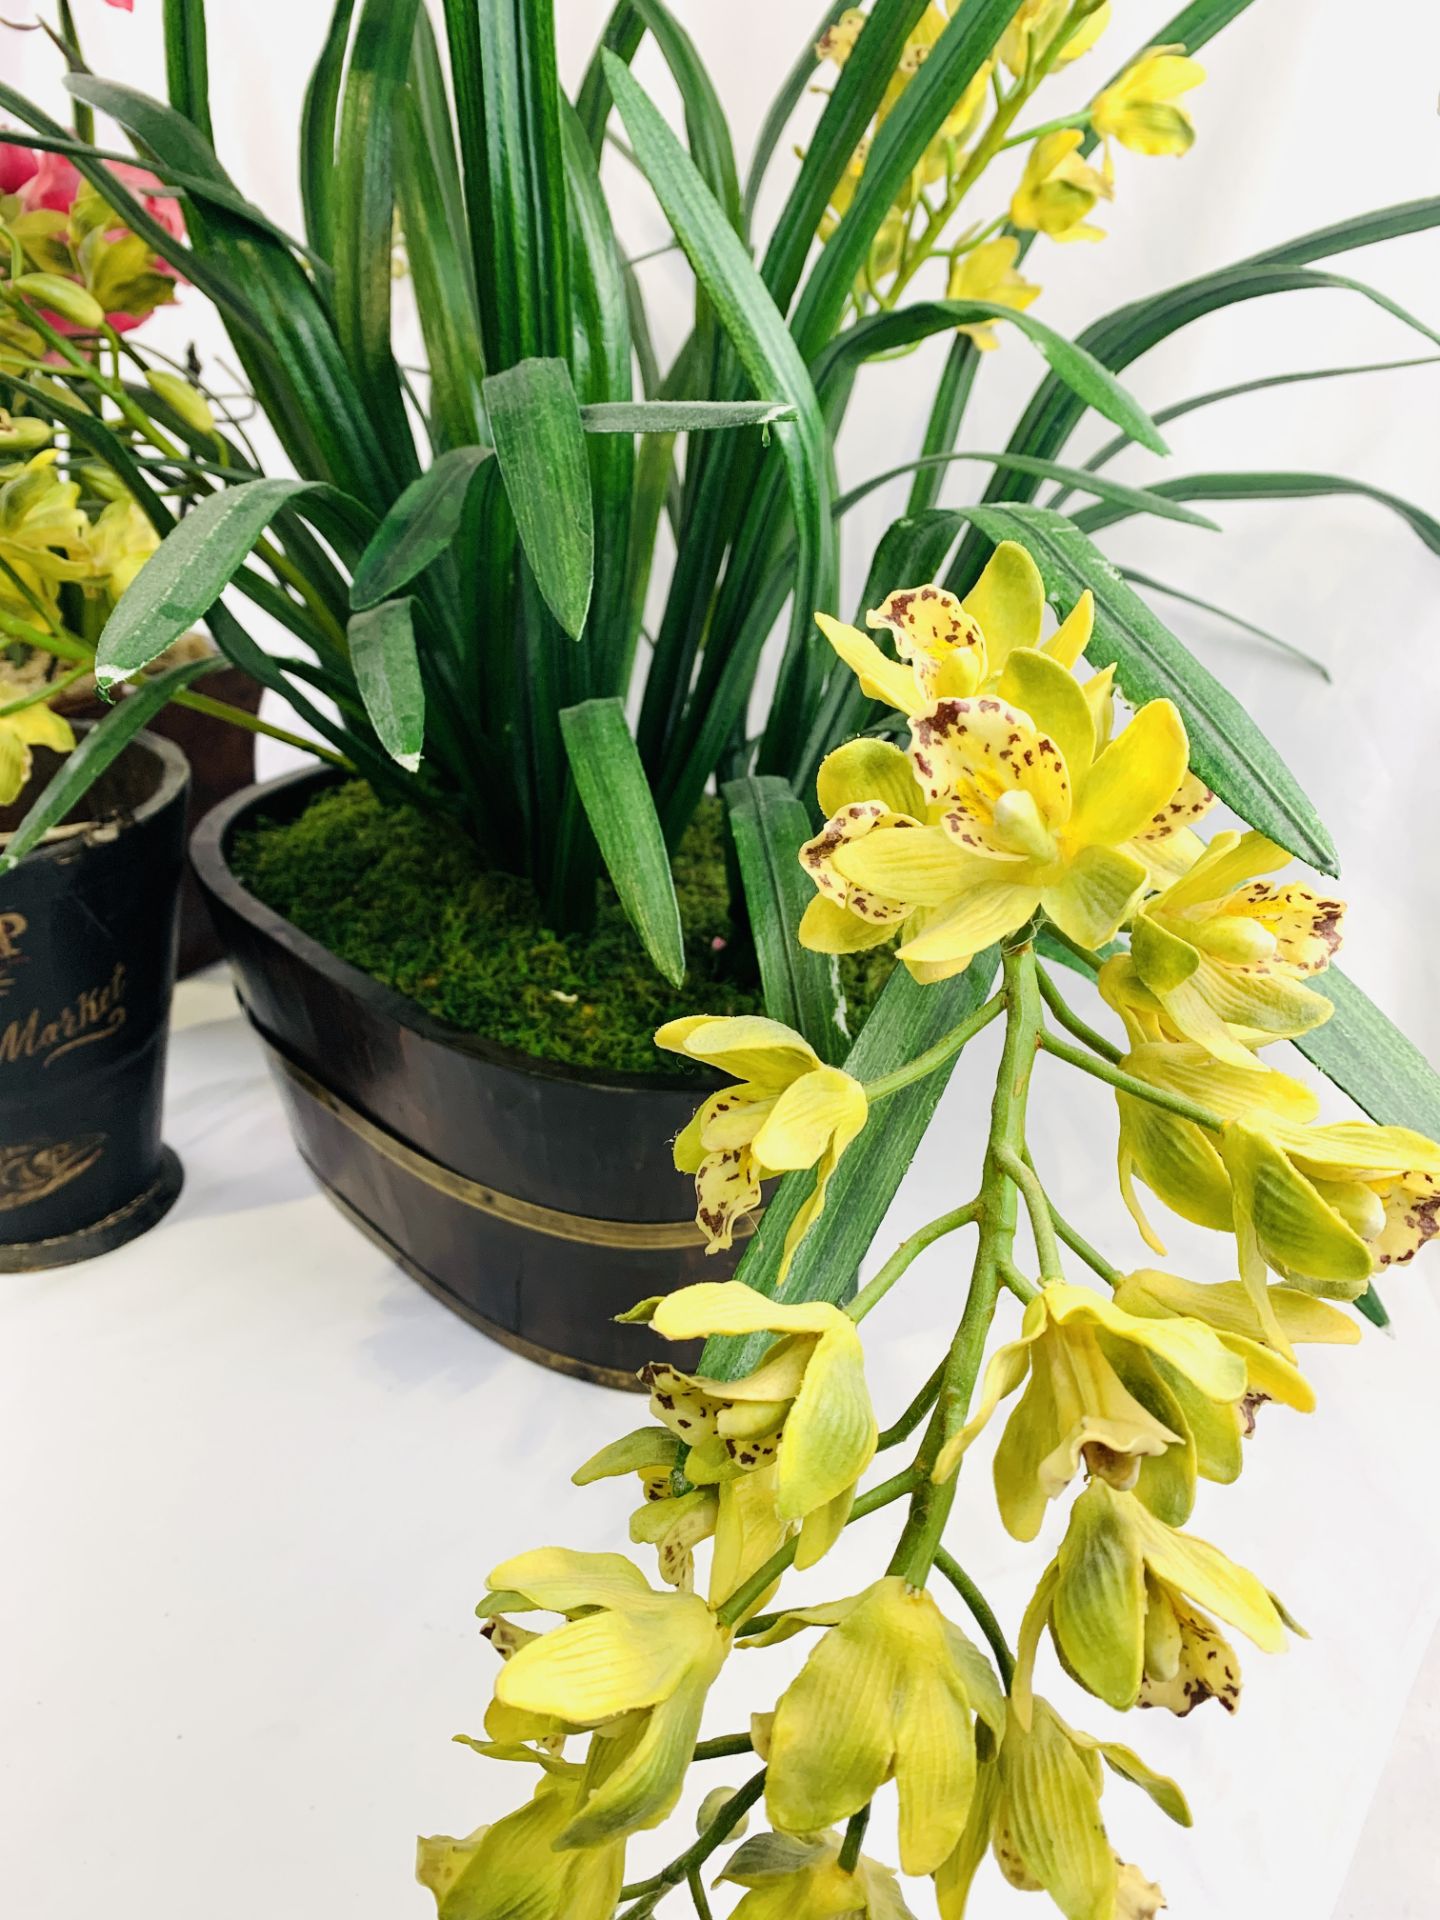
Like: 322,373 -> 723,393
349,598 -> 425,770
483,358 -> 594,640
560,698 -> 685,987
350,446 -> 493,610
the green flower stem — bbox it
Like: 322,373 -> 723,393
998,1257 -> 1038,1304
0,606 -> 90,665
846,1199 -> 981,1323
838,1803 -> 871,1873
933,1546 -> 1016,1689
1038,1028 -> 1224,1132
994,1144 -> 1062,1283
1036,962 -> 1123,1064
862,990 -> 1004,1101
1025,1151 -> 1120,1285
715,1467 -> 921,1630
876,1358 -> 945,1451
998,109 -> 1092,151
686,1865 -> 713,1920
692,1733 -> 754,1762
616,1767 -> 767,1910
889,945 -> 1043,1587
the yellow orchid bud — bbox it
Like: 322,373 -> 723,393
932,1280 -> 1248,1538
144,367 -> 218,441
1039,1481 -> 1289,1713
766,1575 -> 1006,1874
0,412 -> 52,453
947,237 -> 1041,349
415,1759 -> 626,1920
635,1279 -> 878,1573
655,1016 -> 868,1275
9,270 -> 106,329
477,1546 -> 730,1846
717,1826 -> 909,1920
1093,45 -> 1206,157
1010,129 -> 1110,242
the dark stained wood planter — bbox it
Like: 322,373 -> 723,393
190,768 -> 735,1387
0,728 -> 188,1269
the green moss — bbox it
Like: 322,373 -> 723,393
230,781 -> 891,1077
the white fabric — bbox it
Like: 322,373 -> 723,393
4,1 -> 1440,1912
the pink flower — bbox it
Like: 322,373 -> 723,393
106,162 -> 185,245
19,150 -> 83,213
106,0 -> 134,10
0,139 -> 40,196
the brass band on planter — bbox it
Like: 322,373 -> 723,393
258,1036 -> 757,1252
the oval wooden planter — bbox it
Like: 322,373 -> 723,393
190,768 -> 740,1387
0,727 -> 188,1269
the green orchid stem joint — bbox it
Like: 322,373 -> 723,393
615,1767 -> 767,1912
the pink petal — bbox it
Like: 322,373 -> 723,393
0,137 -> 39,195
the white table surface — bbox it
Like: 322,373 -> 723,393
1,945 -> 1436,1918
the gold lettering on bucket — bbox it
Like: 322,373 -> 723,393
0,962 -> 128,1068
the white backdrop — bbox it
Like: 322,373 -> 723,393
4,4 -> 1440,1917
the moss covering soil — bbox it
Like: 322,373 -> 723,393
230,780 -> 890,1077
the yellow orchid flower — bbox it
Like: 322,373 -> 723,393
1010,128 -> 1110,242
85,497 -> 160,601
932,1280 -> 1248,1539
765,1575 -> 1006,1875
939,1693 -> 1182,1920
999,0 -> 1111,78
717,1827 -> 915,1920
1136,1570 -> 1244,1717
1125,829 -> 1344,1065
814,541 -> 1091,718
947,236 -> 1042,348
0,448 -> 91,600
1092,45 -> 1206,157
656,1016 -> 868,1272
416,1755 -> 625,1920
476,1546 -> 729,1846
807,667 -> 1188,975
0,680 -> 75,806
1033,1478 -> 1290,1712
629,1279 -> 878,1572
572,1425 -> 718,1590
1224,1115 -> 1440,1315
815,7 -> 866,67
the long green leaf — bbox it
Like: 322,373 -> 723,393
701,951 -> 1000,1376
630,0 -> 741,233
349,598 -> 425,770
300,0 -> 356,261
559,698 -> 685,987
0,657 -> 219,877
1072,470 -> 1440,557
579,399 -> 795,433
761,0 -> 926,313
350,446 -> 493,610
333,0 -> 422,472
835,449 -> 1219,529
443,0 -> 570,370
605,51 -> 836,739
961,504 -> 1338,874
789,0 -> 1023,357
396,84 -> 487,450
162,0 -> 213,141
1297,970 -> 1440,1142
483,358 -> 594,641
1055,354 -> 1440,507
95,477 -> 371,694
744,1 -> 851,228
724,775 -> 844,1064
815,300 -> 1168,457
574,3 -> 645,153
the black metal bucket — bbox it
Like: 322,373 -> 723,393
0,728 -> 188,1268
189,768 -> 739,1389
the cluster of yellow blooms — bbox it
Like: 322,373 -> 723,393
419,531 -> 1439,1919
813,0 -> 1204,341
0,445 -> 166,801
